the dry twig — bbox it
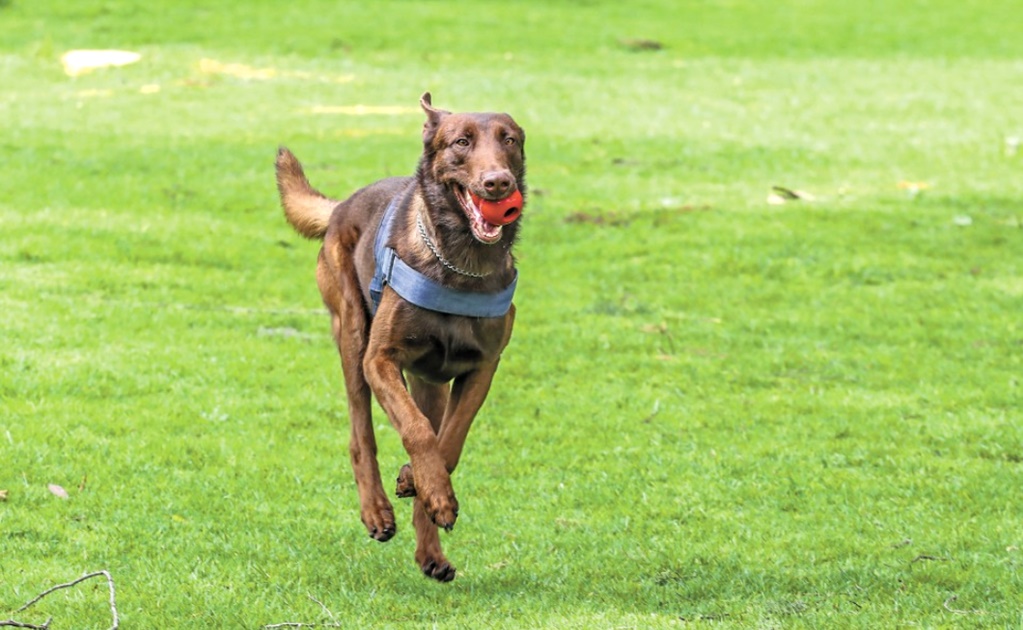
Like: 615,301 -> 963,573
262,595 -> 343,629
943,595 -> 983,616
1,570 -> 118,630
306,595 -> 337,624
640,399 -> 661,423
0,618 -> 52,630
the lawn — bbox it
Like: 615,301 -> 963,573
2,0 -> 1022,627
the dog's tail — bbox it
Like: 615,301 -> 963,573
275,147 -> 337,239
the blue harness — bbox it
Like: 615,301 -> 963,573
368,192 -> 517,318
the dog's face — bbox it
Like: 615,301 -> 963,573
419,93 -> 526,244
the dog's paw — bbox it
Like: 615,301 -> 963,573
361,502 -> 396,542
395,463 -> 417,498
407,458 -> 458,529
423,492 -> 459,531
419,555 -> 456,582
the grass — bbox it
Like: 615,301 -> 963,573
2,0 -> 1022,627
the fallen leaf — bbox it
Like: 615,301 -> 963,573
48,484 -> 69,499
199,57 -> 277,80
897,181 -> 930,198
0,489 -> 8,501
61,49 -> 141,77
620,38 -> 664,51
771,186 -> 815,201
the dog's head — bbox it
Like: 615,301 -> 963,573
418,92 -> 526,245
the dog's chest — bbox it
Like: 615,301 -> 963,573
405,319 -> 503,383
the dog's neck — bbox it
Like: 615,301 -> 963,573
416,210 -> 492,279
397,178 -> 519,293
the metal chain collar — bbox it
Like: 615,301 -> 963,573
416,211 -> 492,279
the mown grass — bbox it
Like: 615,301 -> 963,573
2,0 -> 1022,627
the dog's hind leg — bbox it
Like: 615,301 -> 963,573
319,244 -> 396,542
413,497 -> 456,581
406,370 -> 457,582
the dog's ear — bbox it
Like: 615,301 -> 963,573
420,92 -> 450,145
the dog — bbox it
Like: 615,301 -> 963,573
275,93 -> 525,582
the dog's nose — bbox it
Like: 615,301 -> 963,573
481,171 -> 515,198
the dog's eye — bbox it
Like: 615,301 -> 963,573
455,138 -> 470,147
504,137 -> 517,146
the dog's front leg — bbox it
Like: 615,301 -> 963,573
363,305 -> 459,530
404,360 -> 503,581
397,307 -> 515,497
395,358 -> 504,497
364,350 -> 459,529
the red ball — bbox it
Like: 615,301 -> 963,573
472,190 -> 523,225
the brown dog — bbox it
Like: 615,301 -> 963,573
275,93 -> 525,582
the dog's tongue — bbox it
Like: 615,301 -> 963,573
470,190 -> 523,226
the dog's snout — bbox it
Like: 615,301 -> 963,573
481,171 -> 515,198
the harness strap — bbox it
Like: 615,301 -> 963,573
369,192 -> 517,318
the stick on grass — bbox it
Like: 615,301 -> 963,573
1,571 -> 118,630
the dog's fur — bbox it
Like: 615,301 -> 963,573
275,93 -> 524,582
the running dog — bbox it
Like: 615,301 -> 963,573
275,93 -> 525,581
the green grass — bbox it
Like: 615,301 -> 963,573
2,0 -> 1022,627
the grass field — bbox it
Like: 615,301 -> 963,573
2,0 -> 1022,627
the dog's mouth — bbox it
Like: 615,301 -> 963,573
454,186 -> 504,244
